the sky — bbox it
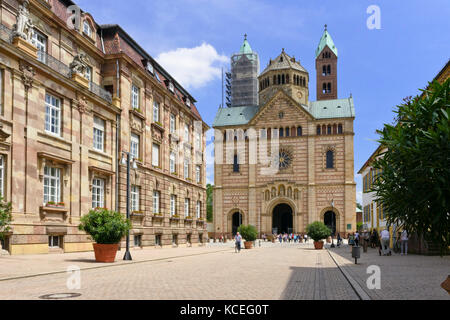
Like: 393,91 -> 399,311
77,0 -> 450,204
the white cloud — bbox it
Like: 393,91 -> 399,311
356,191 -> 363,205
156,43 -> 228,90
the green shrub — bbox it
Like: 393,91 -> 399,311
0,197 -> 12,240
238,224 -> 258,242
79,208 -> 131,244
306,221 -> 331,242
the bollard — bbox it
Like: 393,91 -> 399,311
352,246 -> 361,264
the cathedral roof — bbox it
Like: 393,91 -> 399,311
315,25 -> 338,58
212,106 -> 260,127
213,96 -> 355,127
240,34 -> 253,54
260,49 -> 307,76
308,97 -> 355,119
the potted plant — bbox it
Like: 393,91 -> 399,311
238,224 -> 258,249
306,221 -> 331,250
78,208 -> 131,263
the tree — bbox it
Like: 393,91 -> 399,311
206,184 -> 213,222
372,79 -> 450,255
0,197 -> 12,243
356,203 -> 362,210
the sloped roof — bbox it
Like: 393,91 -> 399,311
240,36 -> 253,54
212,106 -> 260,127
260,50 -> 308,76
315,27 -> 338,58
308,97 -> 355,119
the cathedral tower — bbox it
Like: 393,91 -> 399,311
258,48 -> 309,106
315,25 -> 338,100
230,34 -> 260,107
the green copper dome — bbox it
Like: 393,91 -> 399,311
240,34 -> 253,54
315,25 -> 338,58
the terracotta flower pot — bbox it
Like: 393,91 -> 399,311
314,241 -> 324,250
244,241 -> 253,249
93,243 -> 119,263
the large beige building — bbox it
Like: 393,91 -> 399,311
0,0 -> 207,255
213,30 -> 356,238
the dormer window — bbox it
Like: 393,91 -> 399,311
185,98 -> 191,107
146,61 -> 154,74
168,82 -> 174,93
83,20 -> 92,37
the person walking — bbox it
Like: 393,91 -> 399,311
337,233 -> 342,247
400,229 -> 408,256
235,232 -> 242,253
380,228 -> 391,256
354,231 -> 360,247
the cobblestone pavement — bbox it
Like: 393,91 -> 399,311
1,242 -> 447,300
328,244 -> 450,300
0,242 -> 359,300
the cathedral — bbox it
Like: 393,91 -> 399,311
213,26 -> 356,238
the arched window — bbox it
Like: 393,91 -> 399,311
277,74 -> 281,85
326,150 -> 334,169
282,74 -> 285,84
273,75 -> 276,85
303,78 -> 306,87
327,65 -> 331,75
279,128 -> 284,137
323,65 -> 327,76
333,124 -> 337,134
316,125 -> 321,135
338,124 -> 343,134
297,126 -> 302,136
233,154 -> 239,172
327,83 -> 331,93
285,127 -> 290,137
322,125 -> 326,134
327,125 -> 332,135
323,83 -> 327,94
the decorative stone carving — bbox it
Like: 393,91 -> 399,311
19,61 -> 35,91
69,53 -> 89,75
76,96 -> 89,114
0,124 -> 11,142
12,0 -> 34,43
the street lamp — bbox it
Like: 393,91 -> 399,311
121,151 -> 138,261
330,199 -> 335,248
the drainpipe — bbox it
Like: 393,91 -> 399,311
115,59 -> 121,212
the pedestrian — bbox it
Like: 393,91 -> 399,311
337,233 -> 342,247
380,228 -> 391,256
400,229 -> 408,256
278,234 -> 282,244
354,231 -> 360,246
348,233 -> 355,246
362,230 -> 369,252
234,232 -> 242,253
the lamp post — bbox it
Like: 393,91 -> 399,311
121,151 -> 137,261
330,199 -> 335,248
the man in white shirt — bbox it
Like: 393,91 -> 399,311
380,229 -> 390,256
400,230 -> 408,256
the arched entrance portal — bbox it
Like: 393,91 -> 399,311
232,212 -> 243,236
324,211 -> 336,236
272,203 -> 293,234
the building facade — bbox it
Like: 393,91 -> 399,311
0,0 -> 207,255
213,28 -> 356,238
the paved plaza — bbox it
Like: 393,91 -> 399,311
0,242 -> 448,300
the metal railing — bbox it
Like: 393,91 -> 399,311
0,24 -> 12,44
89,81 -> 112,104
39,51 -> 72,78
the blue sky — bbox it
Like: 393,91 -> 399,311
77,0 -> 450,203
